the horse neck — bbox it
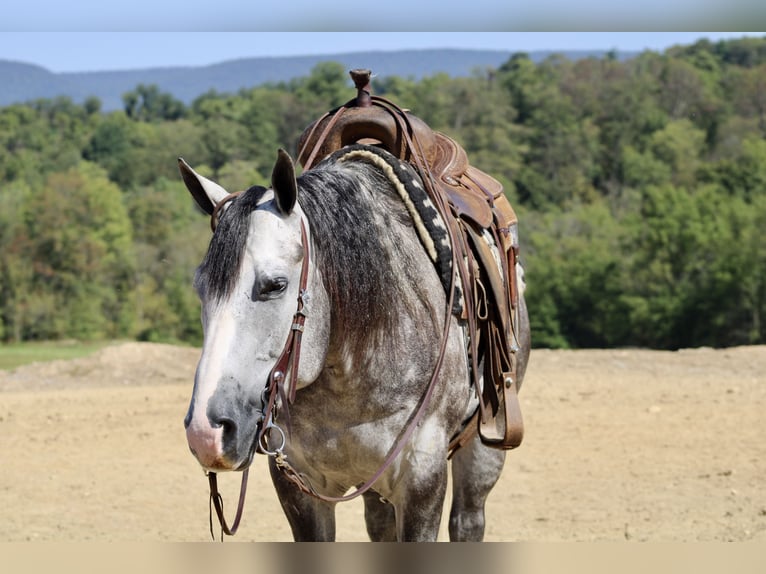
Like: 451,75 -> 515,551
305,195 -> 443,381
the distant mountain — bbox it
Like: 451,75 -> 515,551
0,49 -> 636,111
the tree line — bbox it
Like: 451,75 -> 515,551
1,36 -> 765,349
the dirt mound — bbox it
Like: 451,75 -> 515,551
0,342 -> 200,392
1,343 -> 765,541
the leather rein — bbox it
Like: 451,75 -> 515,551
206,108 -> 460,539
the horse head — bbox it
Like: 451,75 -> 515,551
179,151 -> 329,472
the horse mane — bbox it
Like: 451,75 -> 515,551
298,157 -> 412,357
194,149 -> 439,361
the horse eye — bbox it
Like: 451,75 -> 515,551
255,277 -> 288,301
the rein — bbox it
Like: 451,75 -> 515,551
208,468 -> 248,539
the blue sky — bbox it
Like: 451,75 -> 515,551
1,32 -> 764,73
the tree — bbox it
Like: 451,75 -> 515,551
498,53 -> 540,124
290,62 -> 352,110
0,181 -> 32,341
84,96 -> 102,116
618,184 -> 751,348
523,201 -> 632,347
728,64 -> 766,136
82,111 -> 143,187
125,177 -> 208,343
699,134 -> 766,201
658,58 -> 707,119
647,119 -> 706,189
20,162 -> 136,340
498,55 -> 602,208
123,84 -> 187,122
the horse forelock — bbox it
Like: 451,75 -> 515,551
194,184 -> 269,302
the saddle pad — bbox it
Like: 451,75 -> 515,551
329,144 -> 463,315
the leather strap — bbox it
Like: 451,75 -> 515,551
258,221 -> 311,436
275,127 -> 461,501
274,259 -> 458,503
208,468 -> 248,539
210,191 -> 243,232
299,106 -> 348,170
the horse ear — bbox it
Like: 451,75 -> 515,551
271,149 -> 297,215
178,157 -> 230,216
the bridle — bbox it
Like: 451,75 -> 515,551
207,205 -> 311,539
205,119 -> 460,540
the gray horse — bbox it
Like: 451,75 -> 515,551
180,146 -> 530,541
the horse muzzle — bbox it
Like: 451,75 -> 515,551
184,405 -> 261,472
185,420 -> 232,471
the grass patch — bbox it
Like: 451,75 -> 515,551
0,340 -> 114,371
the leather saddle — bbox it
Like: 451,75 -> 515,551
297,70 -> 524,453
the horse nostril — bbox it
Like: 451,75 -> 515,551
212,416 -> 237,439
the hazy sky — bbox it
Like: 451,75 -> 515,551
1,0 -> 765,32
1,32 -> 764,73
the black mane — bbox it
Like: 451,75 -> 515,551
298,160 -> 406,352
195,150 -> 428,358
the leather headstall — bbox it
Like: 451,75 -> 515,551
207,200 -> 311,540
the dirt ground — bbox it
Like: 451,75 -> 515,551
1,342 -> 764,542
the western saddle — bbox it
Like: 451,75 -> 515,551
297,70 -> 524,453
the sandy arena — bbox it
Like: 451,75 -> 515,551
1,342 -> 764,542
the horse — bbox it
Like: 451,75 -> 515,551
179,144 -> 530,541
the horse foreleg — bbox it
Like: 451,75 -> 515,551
362,491 -> 397,541
268,457 -> 337,541
389,459 -> 449,541
448,433 -> 506,541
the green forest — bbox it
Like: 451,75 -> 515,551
1,36 -> 765,350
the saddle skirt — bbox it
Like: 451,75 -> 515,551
296,69 -> 524,452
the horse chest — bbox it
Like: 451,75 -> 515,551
284,388 -> 421,481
